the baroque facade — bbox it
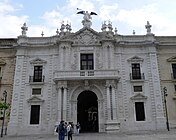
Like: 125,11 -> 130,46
1,16 -> 175,135
0,39 -> 16,132
156,36 -> 176,128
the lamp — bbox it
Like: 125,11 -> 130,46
1,90 -> 7,137
163,87 -> 169,131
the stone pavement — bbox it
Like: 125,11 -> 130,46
1,129 -> 176,140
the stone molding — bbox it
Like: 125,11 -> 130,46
30,58 -> 47,65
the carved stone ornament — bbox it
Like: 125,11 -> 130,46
130,93 -> 147,101
127,56 -> 144,63
27,96 -> 44,103
0,59 -> 6,65
73,28 -> 99,45
167,56 -> 176,62
30,58 -> 47,65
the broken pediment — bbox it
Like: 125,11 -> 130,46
127,56 -> 144,63
30,58 -> 47,65
130,93 -> 147,101
0,59 -> 6,65
167,56 -> 176,62
27,96 -> 44,103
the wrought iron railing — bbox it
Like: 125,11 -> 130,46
29,76 -> 45,83
130,73 -> 145,80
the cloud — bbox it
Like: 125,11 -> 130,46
99,4 -> 118,21
1,0 -> 176,37
0,1 -> 28,38
115,3 -> 176,35
68,0 -> 95,11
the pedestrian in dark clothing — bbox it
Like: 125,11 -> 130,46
58,120 -> 66,140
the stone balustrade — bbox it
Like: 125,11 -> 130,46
53,69 -> 119,81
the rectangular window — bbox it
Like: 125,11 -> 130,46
134,86 -> 142,92
34,66 -> 43,82
32,88 -> 41,95
30,105 -> 40,124
132,63 -> 141,79
135,102 -> 145,121
0,67 -> 1,79
80,54 -> 94,70
172,64 -> 176,79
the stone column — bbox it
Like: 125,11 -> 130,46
98,99 -> 105,132
70,100 -> 77,124
63,87 -> 67,120
112,86 -> 117,120
105,80 -> 120,132
57,87 -> 62,121
56,81 -> 67,121
106,85 -> 111,120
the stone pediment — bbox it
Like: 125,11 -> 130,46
127,56 -> 144,63
30,58 -> 47,65
59,27 -> 101,45
167,56 -> 176,62
27,96 -> 44,103
73,27 -> 100,45
0,59 -> 6,65
130,93 -> 147,101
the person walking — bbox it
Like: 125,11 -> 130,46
58,120 -> 66,140
76,122 -> 80,135
67,122 -> 74,140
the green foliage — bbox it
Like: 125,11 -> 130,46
0,102 -> 9,110
0,101 -> 10,118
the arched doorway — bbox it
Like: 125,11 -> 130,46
77,90 -> 98,132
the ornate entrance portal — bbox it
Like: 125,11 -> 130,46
77,90 -> 98,132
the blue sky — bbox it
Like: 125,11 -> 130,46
1,0 -> 176,37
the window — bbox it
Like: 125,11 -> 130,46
0,67 -> 1,79
32,88 -> 41,95
34,66 -> 43,82
172,64 -> 176,79
80,54 -> 94,70
30,105 -> 40,124
132,63 -> 141,79
135,102 -> 145,121
134,86 -> 142,92
174,85 -> 176,91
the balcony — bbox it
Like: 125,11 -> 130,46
130,73 -> 145,82
53,70 -> 119,81
29,76 -> 45,84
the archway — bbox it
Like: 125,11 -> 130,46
77,90 -> 98,132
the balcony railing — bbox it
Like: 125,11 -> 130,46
29,76 -> 45,83
53,70 -> 119,81
130,73 -> 145,81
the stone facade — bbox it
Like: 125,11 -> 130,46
5,20 -> 167,135
156,36 -> 176,128
0,39 -> 16,133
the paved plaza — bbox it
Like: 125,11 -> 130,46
1,129 -> 176,140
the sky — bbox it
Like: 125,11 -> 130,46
0,0 -> 176,38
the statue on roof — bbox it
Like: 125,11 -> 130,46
77,9 -> 97,28
21,23 -> 28,36
145,21 -> 152,35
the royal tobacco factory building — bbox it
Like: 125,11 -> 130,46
0,15 -> 176,135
